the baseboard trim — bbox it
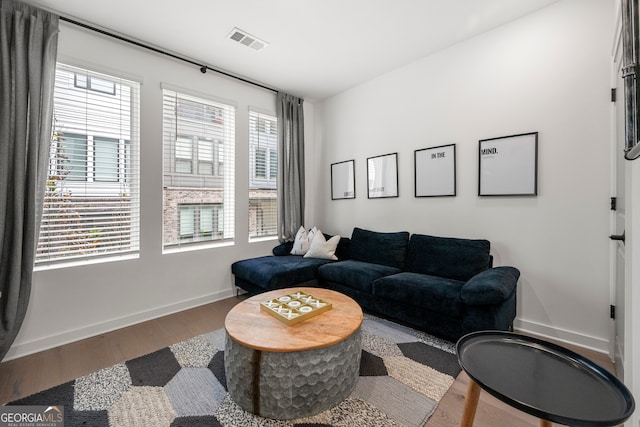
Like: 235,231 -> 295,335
6,302 -> 611,361
514,318 -> 610,354
4,289 -> 235,361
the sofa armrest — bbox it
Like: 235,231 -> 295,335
461,266 -> 520,306
272,241 -> 294,256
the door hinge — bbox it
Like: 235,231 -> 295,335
612,88 -> 617,102
610,304 -> 616,319
611,197 -> 617,211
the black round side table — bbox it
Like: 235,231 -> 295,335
456,331 -> 635,427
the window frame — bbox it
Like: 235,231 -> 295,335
162,85 -> 236,251
36,63 -> 140,268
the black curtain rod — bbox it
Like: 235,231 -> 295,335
59,15 -> 278,94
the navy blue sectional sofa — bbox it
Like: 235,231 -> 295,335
231,227 -> 520,341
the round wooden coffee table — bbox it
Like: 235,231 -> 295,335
224,287 -> 363,420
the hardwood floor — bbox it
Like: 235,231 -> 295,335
0,296 -> 241,406
0,296 -> 617,426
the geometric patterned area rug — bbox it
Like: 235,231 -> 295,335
8,314 -> 461,427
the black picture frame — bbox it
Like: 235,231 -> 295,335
478,132 -> 538,196
367,152 -> 398,199
415,144 -> 456,197
330,160 -> 356,200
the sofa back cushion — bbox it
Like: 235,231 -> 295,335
348,227 -> 409,269
406,234 -> 491,281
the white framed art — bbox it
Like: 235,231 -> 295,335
415,144 -> 456,197
367,153 -> 398,199
331,160 -> 355,200
478,132 -> 538,196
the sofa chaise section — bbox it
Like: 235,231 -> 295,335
231,255 -> 333,295
231,234 -> 349,295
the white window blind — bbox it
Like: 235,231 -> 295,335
162,88 -> 235,248
36,63 -> 140,265
248,110 -> 278,239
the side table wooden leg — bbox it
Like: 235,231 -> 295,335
460,379 -> 482,427
539,420 -> 552,427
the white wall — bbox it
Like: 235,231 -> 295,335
7,0 -> 614,359
6,22 -> 317,360
314,0 -> 614,351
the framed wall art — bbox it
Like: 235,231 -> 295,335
478,132 -> 538,196
330,160 -> 356,200
415,144 -> 456,197
367,152 -> 398,199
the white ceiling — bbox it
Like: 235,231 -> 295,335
26,0 -> 560,101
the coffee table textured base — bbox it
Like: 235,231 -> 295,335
225,329 -> 362,420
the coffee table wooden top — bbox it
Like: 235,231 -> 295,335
225,288 -> 363,352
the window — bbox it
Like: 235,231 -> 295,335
249,110 -> 278,239
74,73 -> 116,95
197,139 -> 214,175
255,148 -> 267,179
270,148 -> 277,179
94,137 -> 120,182
174,135 -> 222,176
36,64 -> 140,265
162,87 -> 235,249
178,204 -> 223,242
57,133 -> 123,183
175,136 -> 193,174
57,133 -> 87,181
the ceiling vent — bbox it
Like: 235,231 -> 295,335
227,27 -> 268,51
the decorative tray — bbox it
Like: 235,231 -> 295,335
260,290 -> 332,325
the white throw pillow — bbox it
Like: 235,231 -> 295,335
304,231 -> 341,260
290,226 -> 317,255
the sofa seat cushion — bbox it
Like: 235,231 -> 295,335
406,234 -> 491,281
231,255 -> 334,290
318,260 -> 401,294
373,272 -> 465,318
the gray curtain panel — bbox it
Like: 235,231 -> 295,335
277,92 -> 305,243
0,0 -> 59,361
